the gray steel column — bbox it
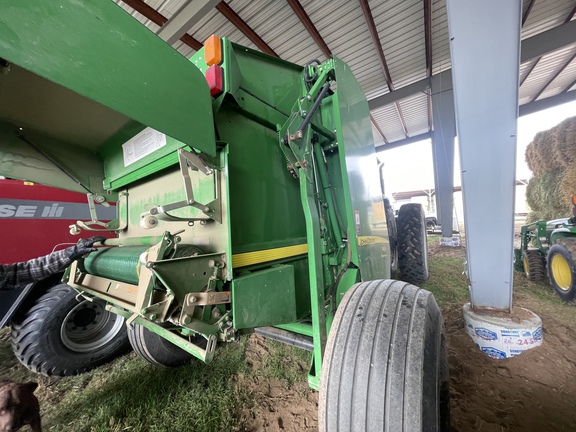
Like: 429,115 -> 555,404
446,0 -> 521,309
431,73 -> 456,238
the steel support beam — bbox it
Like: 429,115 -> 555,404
431,85 -> 456,238
368,19 -> 576,111
446,0 -> 521,310
156,0 -> 220,45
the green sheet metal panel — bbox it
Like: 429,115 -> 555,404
232,265 -> 298,329
100,122 -> 192,191
0,0 -> 215,157
332,57 -> 390,281
217,106 -> 307,254
0,121 -> 107,195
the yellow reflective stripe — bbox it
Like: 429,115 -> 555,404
357,235 -> 388,247
232,244 -> 308,268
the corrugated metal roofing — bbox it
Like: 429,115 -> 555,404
114,0 -> 576,148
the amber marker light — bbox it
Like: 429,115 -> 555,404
204,35 -> 222,66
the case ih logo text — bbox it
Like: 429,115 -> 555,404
0,203 -> 65,218
0,199 -> 116,220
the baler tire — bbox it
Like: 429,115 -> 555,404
522,250 -> 546,281
318,279 -> 450,432
127,324 -> 195,367
547,240 -> 576,303
11,283 -> 130,376
397,203 -> 429,283
384,198 -> 399,277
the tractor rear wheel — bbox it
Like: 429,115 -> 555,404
397,203 -> 429,283
523,250 -> 546,281
127,324 -> 201,367
547,239 -> 576,302
11,283 -> 130,376
319,279 -> 449,432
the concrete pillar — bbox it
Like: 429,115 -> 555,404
446,0 -> 522,309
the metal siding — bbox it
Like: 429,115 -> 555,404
232,0 -> 321,65
539,50 -> 576,99
371,105 -> 406,143
371,0 -> 427,88
520,43 -> 576,101
522,0 -> 575,39
398,93 -> 430,136
431,0 -> 451,75
519,58 -> 538,83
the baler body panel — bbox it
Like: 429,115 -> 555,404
0,3 -> 394,388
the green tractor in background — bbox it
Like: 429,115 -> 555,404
515,195 -> 576,302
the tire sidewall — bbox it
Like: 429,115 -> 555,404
12,284 -> 129,375
127,324 -> 194,367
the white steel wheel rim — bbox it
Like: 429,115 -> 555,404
61,299 -> 124,352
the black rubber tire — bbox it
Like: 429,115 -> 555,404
11,283 -> 130,376
319,280 -> 450,432
547,239 -> 576,302
397,203 -> 429,283
127,324 -> 195,367
426,220 -> 436,230
523,249 -> 546,281
384,198 -> 399,277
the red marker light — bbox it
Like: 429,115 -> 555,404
205,64 -> 223,97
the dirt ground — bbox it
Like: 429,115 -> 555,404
238,232 -> 576,432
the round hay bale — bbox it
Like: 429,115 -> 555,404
526,210 -> 545,224
551,117 -> 576,168
534,130 -> 562,173
560,117 -> 576,164
560,168 -> 576,204
525,142 -> 539,175
525,170 -> 569,221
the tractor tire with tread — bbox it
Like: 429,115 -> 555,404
547,238 -> 576,302
397,203 -> 429,283
319,279 -> 450,432
523,249 -> 546,281
11,283 -> 130,376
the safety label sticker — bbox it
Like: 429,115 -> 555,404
122,127 -> 167,167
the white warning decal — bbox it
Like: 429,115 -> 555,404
122,127 -> 167,167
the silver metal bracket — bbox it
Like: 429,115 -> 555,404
140,148 -> 222,224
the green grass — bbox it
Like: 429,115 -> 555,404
42,340 -> 250,432
421,256 -> 470,307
